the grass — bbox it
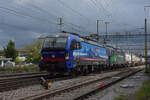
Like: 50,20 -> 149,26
114,80 -> 150,100
0,65 -> 39,73
134,80 -> 150,100
113,94 -> 128,100
114,67 -> 150,100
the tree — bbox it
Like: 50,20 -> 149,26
4,40 -> 18,61
24,40 -> 42,63
0,50 -> 4,56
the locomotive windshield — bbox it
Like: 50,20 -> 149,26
42,37 -> 67,50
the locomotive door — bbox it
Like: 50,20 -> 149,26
76,42 -> 81,67
70,40 -> 81,69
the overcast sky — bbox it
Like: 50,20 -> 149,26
0,0 -> 150,49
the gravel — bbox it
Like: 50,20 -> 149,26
0,70 -> 120,100
45,69 -> 133,100
86,70 -> 149,100
0,66 -> 144,100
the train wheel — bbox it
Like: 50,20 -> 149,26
98,65 -> 101,72
88,65 -> 92,73
102,65 -> 104,71
70,69 -> 77,76
84,66 -> 89,75
80,66 -> 85,75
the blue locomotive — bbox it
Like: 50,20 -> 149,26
39,33 -> 129,75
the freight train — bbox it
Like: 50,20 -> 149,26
39,33 -> 144,75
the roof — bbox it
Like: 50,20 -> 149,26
17,49 -> 28,52
39,33 -> 70,39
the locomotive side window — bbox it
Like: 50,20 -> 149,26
70,40 -> 81,50
76,42 -> 82,49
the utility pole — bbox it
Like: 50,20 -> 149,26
96,20 -> 103,41
96,20 -> 99,41
131,52 -> 133,67
104,22 -> 110,44
144,11 -> 148,73
144,6 -> 150,73
57,17 -> 63,32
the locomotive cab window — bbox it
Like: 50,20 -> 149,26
42,37 -> 67,50
70,40 -> 81,50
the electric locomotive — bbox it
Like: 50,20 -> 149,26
39,33 -> 108,74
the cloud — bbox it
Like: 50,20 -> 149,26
0,0 -> 149,49
14,0 -> 30,5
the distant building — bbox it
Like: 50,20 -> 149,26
0,48 -> 28,57
0,57 -> 12,67
0,49 -> 27,67
17,49 -> 28,57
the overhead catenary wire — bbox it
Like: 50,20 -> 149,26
89,0 -> 106,18
0,4 -> 86,33
0,6 -> 57,26
90,0 -> 112,19
0,0 -> 103,34
27,1 -> 89,34
28,3 -> 58,19
56,0 -> 91,24
0,22 -> 31,31
87,0 -> 103,19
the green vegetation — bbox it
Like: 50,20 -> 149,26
24,40 -> 42,63
0,50 -> 4,56
114,80 -> 150,100
113,94 -> 129,100
134,80 -> 150,100
0,66 -> 39,73
4,40 -> 18,61
15,56 -> 23,63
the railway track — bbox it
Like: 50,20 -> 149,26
0,72 -> 76,92
18,66 -> 144,100
0,72 -> 47,78
74,69 -> 142,100
0,66 -> 129,92
0,72 -> 50,92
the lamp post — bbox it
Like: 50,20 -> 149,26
57,17 -> 63,32
104,22 -> 110,44
96,20 -> 103,41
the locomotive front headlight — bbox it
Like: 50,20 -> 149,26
65,53 -> 69,60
